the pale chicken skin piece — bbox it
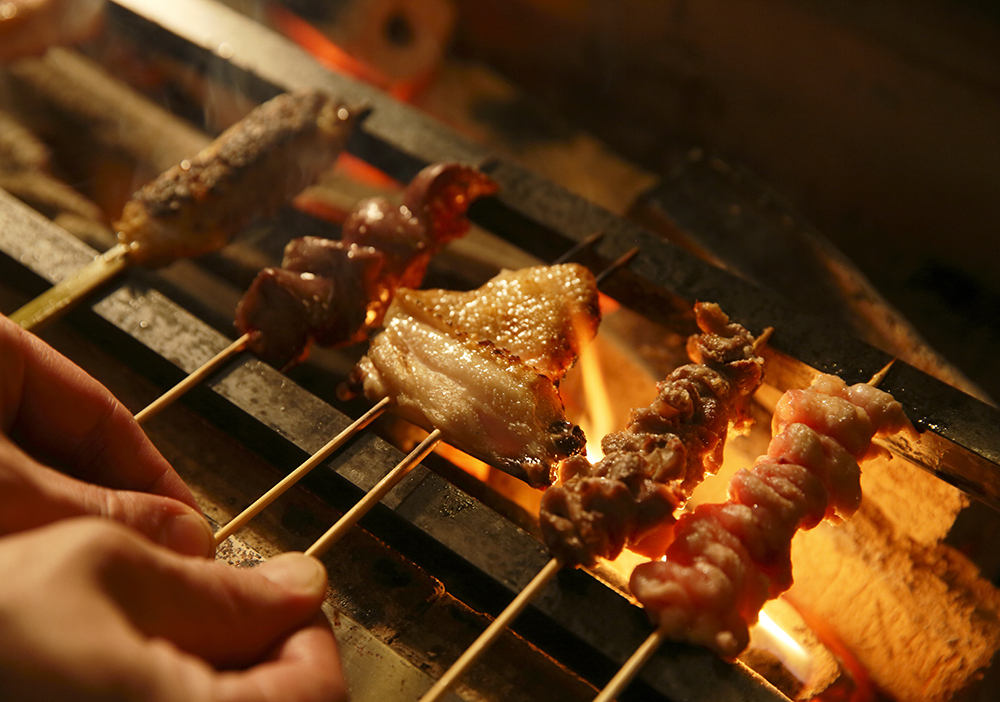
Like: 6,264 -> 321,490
630,372 -> 915,658
351,292 -> 585,486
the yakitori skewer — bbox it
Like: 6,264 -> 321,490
217,240 -> 622,555
417,303 -> 770,702
592,361 -> 909,702
181,164 -> 494,545
131,163 -> 495,426
11,90 -> 357,331
286,258 -> 605,558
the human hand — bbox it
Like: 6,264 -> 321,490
0,518 -> 346,702
0,314 -> 213,556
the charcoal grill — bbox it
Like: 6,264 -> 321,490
1,1 -> 999,700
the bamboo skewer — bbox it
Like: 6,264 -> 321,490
418,557 -> 564,702
135,332 -> 253,425
213,397 -> 392,546
591,624 -> 669,702
10,243 -> 132,331
304,428 -> 444,559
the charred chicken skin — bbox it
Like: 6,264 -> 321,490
347,264 -> 601,487
115,90 -> 357,267
629,373 -> 915,658
539,302 -> 769,568
234,163 -> 497,367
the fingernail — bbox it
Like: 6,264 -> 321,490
258,553 -> 328,595
159,513 -> 214,557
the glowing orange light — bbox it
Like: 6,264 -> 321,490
264,2 -> 431,103
577,339 -> 613,463
265,3 -> 389,88
754,605 -> 812,683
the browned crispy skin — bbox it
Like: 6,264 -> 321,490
344,263 -> 600,486
539,302 -> 768,568
114,90 -> 357,266
349,287 -> 587,486
390,263 -> 600,382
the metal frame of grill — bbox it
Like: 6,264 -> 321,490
1,0 -> 999,699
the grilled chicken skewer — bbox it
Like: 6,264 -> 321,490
235,163 -> 498,367
134,165 -> 495,543
299,262 -> 601,557
594,362 -> 912,702
300,253 -> 636,596
136,162 -> 497,427
418,303 -> 770,702
345,263 -> 601,487
10,89 -> 357,330
161,164 -> 496,542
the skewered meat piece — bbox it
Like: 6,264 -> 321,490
629,373 -> 916,658
234,163 -> 497,367
539,302 -> 769,568
347,264 -> 601,487
391,263 -> 600,381
341,162 -> 498,293
114,90 -> 357,266
234,239 -> 385,368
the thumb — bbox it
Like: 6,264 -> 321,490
0,441 -> 214,557
111,548 -> 329,668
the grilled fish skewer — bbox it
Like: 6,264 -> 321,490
10,89 -> 357,331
